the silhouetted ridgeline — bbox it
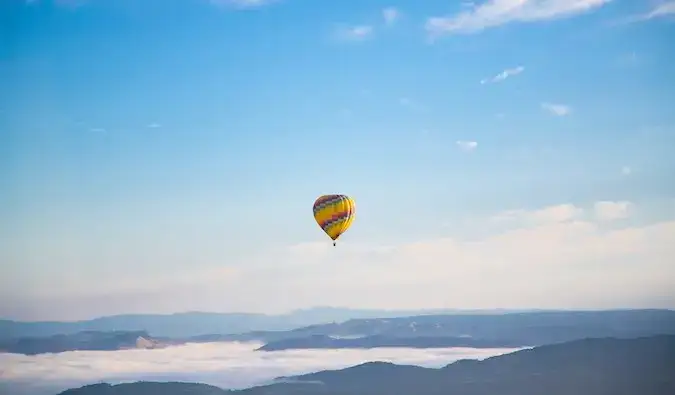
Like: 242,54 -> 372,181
256,334 -> 526,351
1,307 -> 526,339
57,382 -> 227,395
250,309 -> 675,350
3,309 -> 675,355
56,335 -> 675,395
0,331 -> 163,355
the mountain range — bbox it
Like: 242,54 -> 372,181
0,330 -> 164,355
1,307 -> 535,339
56,334 -> 675,395
4,309 -> 675,355
226,309 -> 675,349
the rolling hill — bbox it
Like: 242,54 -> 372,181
1,307 -> 531,339
56,334 -> 675,395
4,309 -> 675,355
249,309 -> 675,350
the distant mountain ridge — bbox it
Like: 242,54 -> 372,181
242,309 -> 675,350
56,335 -> 675,395
1,307 -> 537,339
4,309 -> 675,355
256,334 -> 526,351
0,330 -> 165,355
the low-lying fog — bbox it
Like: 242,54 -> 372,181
0,341 -> 521,395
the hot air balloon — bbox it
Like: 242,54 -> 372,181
312,194 -> 356,246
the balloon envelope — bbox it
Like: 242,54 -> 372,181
312,194 -> 356,242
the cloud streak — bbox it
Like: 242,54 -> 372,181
383,7 -> 400,25
0,342 -> 518,395
456,140 -> 478,152
491,203 -> 583,225
426,0 -> 613,37
594,201 -> 632,221
541,102 -> 571,116
480,66 -> 524,84
336,25 -> 374,41
619,1 -> 675,23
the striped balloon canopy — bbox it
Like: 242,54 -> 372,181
312,194 -> 356,246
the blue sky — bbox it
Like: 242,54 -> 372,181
2,0 -> 674,320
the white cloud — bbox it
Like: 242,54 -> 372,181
644,1 -> 675,19
480,66 -> 525,84
491,203 -> 583,225
147,123 -> 161,128
541,102 -> 572,116
4,201 -> 674,320
0,342 -> 518,395
336,25 -> 374,41
621,166 -> 632,175
426,0 -> 613,37
594,201 -> 632,221
383,7 -> 400,25
621,1 -> 675,23
274,203 -> 675,311
89,127 -> 106,133
456,140 -> 478,152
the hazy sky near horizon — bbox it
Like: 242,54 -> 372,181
0,341 -> 520,395
2,0 -> 675,321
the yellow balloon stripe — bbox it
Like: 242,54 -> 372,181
313,195 -> 356,241
337,197 -> 355,237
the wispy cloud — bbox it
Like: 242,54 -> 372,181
280,201 -> 675,310
336,25 -> 374,41
89,127 -> 106,133
147,123 -> 161,129
6,201 -> 674,320
426,0 -> 612,37
541,102 -> 571,116
594,201 -> 632,221
621,165 -> 632,176
480,66 -> 524,84
618,1 -> 675,23
491,203 -> 583,225
383,7 -> 400,25
493,200 -> 634,225
0,342 -> 516,395
456,140 -> 478,152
